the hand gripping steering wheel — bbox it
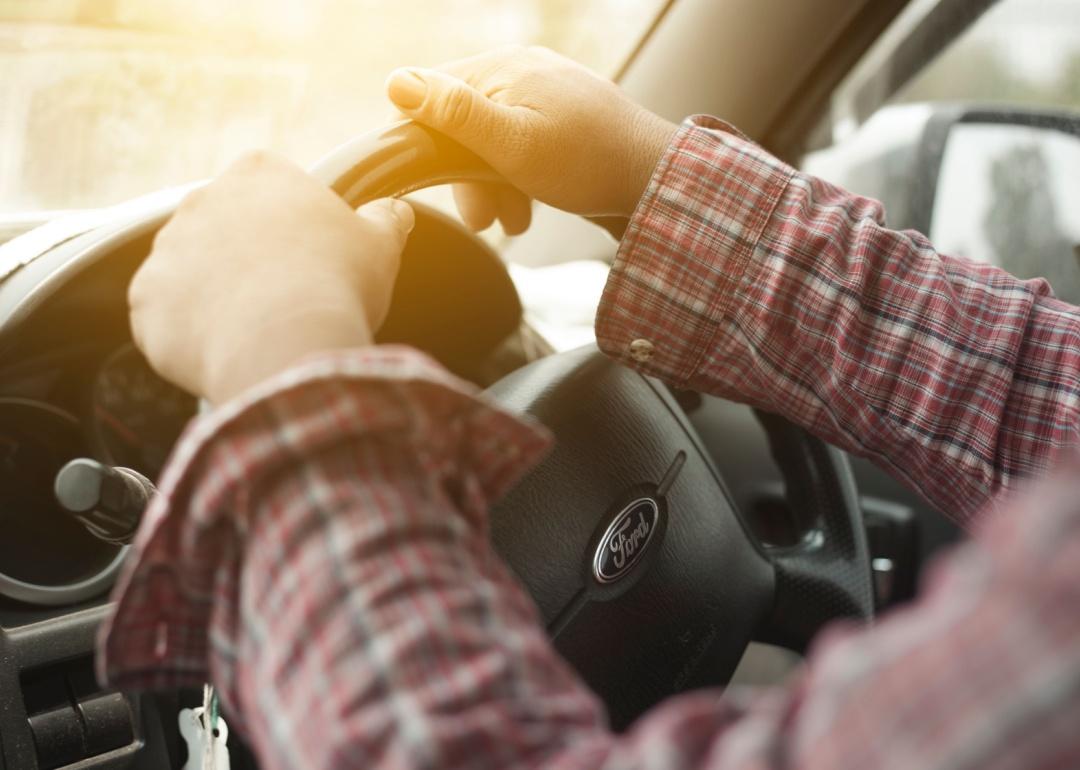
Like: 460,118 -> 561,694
311,121 -> 875,728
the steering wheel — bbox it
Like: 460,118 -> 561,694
0,121 -> 874,733
314,122 -> 874,728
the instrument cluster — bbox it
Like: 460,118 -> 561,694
0,342 -> 195,606
87,343 -> 196,480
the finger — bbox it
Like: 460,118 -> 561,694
386,55 -> 493,121
496,186 -> 532,236
453,183 -> 499,231
385,67 -> 516,153
357,198 -> 415,244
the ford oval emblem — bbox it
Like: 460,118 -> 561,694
592,497 -> 660,584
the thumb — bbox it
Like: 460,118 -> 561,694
386,67 -> 510,150
357,197 -> 415,242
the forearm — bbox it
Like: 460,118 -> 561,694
598,117 -> 1080,524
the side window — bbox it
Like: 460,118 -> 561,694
804,0 -> 1080,301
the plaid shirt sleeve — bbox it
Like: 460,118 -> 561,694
597,116 -> 1080,525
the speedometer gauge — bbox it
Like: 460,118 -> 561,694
0,398 -> 122,601
89,343 -> 196,479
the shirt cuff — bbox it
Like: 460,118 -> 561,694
595,115 -> 795,387
96,345 -> 551,693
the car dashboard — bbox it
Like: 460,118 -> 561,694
0,225 -> 200,763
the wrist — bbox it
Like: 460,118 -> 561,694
205,304 -> 373,404
620,109 -> 678,216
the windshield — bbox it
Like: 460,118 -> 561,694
0,1 -> 664,217
825,0 -> 1080,140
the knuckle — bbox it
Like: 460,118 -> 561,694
437,86 -> 474,130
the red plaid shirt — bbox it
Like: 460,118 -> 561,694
98,117 -> 1080,769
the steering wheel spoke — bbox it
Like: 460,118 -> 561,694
752,410 -> 875,652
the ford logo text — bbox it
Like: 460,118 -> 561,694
593,498 -> 660,584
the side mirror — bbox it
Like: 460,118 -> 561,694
911,106 -> 1080,302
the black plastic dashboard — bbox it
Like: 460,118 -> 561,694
0,215 -> 191,612
0,216 -> 210,768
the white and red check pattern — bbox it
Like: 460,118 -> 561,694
99,117 -> 1080,769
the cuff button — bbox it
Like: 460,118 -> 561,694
629,338 -> 655,362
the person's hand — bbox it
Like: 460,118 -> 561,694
386,46 -> 677,234
128,151 -> 414,404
